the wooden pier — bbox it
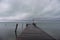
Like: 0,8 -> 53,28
16,23 -> 56,40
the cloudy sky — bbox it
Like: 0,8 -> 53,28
0,0 -> 60,21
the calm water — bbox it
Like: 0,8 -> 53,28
0,22 -> 60,40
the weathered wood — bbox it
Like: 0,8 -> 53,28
16,23 -> 56,40
15,24 -> 18,38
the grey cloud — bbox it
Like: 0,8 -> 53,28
0,0 -> 60,21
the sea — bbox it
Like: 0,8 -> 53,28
0,21 -> 60,40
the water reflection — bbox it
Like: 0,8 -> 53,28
0,22 -> 60,40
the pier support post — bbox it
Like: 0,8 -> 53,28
15,24 -> 18,39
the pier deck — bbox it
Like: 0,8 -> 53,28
16,23 -> 56,40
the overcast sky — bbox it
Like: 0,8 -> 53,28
0,0 -> 60,21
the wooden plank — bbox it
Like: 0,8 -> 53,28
16,23 -> 56,40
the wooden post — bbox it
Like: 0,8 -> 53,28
15,24 -> 18,39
